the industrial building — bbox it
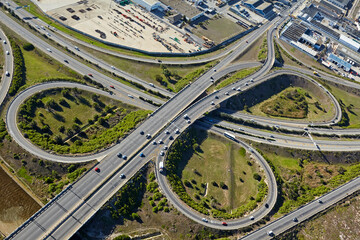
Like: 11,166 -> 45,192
243,0 -> 274,17
118,0 -> 162,11
160,0 -> 204,22
338,34 -> 360,52
327,53 -> 352,71
325,0 -> 351,9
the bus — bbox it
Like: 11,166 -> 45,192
224,132 -> 236,141
159,161 -> 164,173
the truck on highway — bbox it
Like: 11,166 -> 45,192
159,161 -> 164,173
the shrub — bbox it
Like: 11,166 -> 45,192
253,173 -> 261,181
9,40 -> 26,96
23,43 -> 35,51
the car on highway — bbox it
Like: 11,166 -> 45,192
245,83 -> 248,86
94,167 -> 100,172
128,94 -> 134,98
117,153 -> 122,158
149,83 -> 154,87
6,51 -> 9,55
249,216 -> 254,220
250,78 -> 254,82
318,199 -> 322,203
158,139 -> 163,144
246,40 -> 248,43
152,141 -> 157,145
122,155 -> 127,160
222,222 -> 227,226
120,174 -> 126,179
64,59 -> 69,63
165,130 -> 170,134
225,92 -> 229,95
5,71 -> 10,77
239,128 -> 244,131
159,151 -> 164,156
46,48 -> 52,52
163,145 -> 168,150
211,101 -> 215,105
140,131 -> 144,135
215,95 -> 219,99
3,40 -> 6,44
174,128 -> 180,134
110,85 -> 115,89
236,87 -> 241,91
187,119 -> 191,124
88,73 -> 93,77
169,136 -> 174,140
293,217 -> 298,222
111,65 -> 115,70
232,87 -> 235,90
267,230 -> 274,236
202,218 -> 208,223
74,46 -> 80,51
139,153 -> 145,157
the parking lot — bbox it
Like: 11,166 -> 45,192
36,0 -> 199,53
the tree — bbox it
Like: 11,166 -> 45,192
58,125 -> 65,133
54,135 -> 63,144
155,74 -> 163,83
253,173 -> 261,181
113,235 -> 131,240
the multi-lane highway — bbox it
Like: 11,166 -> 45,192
4,0 -> 360,239
5,11 -> 286,239
0,28 -> 13,106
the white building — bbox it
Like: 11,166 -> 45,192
121,0 -> 162,11
339,34 -> 360,52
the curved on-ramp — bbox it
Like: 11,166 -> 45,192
6,81 -> 155,163
156,128 -> 278,230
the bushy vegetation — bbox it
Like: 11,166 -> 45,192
274,42 -> 284,65
18,88 -> 151,154
260,88 -> 308,118
257,38 -> 268,62
0,119 -> 8,142
215,66 -> 260,90
22,43 -> 35,51
336,99 -> 350,127
9,39 -> 26,96
109,169 -> 147,220
166,130 -> 210,215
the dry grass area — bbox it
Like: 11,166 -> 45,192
231,33 -> 266,63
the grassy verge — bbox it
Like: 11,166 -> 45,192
274,41 -> 284,65
215,66 -> 261,90
257,38 -> 267,62
18,88 -> 151,154
166,127 -> 267,219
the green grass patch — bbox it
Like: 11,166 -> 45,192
18,88 -> 150,154
257,38 -> 267,62
215,66 -> 260,90
166,128 -> 267,219
17,166 -> 32,183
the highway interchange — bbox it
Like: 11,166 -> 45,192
2,0 -> 360,239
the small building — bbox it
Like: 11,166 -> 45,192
339,34 -> 360,51
123,0 -> 162,11
327,53 -> 352,71
281,21 -> 308,42
169,13 -> 183,24
290,41 -> 318,57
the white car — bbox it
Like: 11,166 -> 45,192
6,51 -> 9,55
236,87 -> 241,91
2,40 -> 6,44
163,145 -> 168,150
165,130 -> 170,134
174,129 -> 180,134
202,218 -> 208,222
5,71 -> 10,77
249,216 -> 254,220
127,94 -> 133,98
111,65 -> 115,70
225,92 -> 229,95
159,151 -> 164,156
211,101 -> 215,105
158,139 -> 163,144
46,48 -> 52,52
267,230 -> 274,236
